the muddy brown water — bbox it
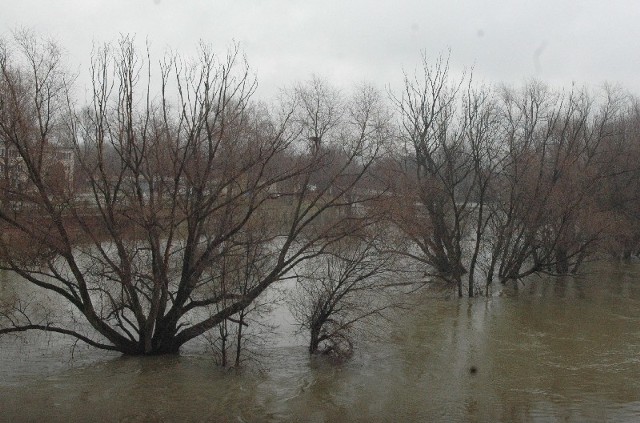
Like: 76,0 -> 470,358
1,262 -> 640,422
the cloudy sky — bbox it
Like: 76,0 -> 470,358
2,0 -> 640,100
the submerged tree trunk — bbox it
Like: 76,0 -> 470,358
309,324 -> 322,354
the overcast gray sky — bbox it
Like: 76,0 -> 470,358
2,0 -> 640,100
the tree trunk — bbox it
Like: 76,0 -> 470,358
555,247 -> 569,274
309,324 -> 321,354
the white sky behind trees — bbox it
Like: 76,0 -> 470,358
2,0 -> 640,100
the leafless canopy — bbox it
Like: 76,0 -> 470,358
0,33 -> 389,354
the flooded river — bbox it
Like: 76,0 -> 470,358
1,262 -> 640,422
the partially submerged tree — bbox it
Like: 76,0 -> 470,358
486,83 -> 621,286
289,233 -> 395,358
591,93 -> 640,259
0,34 -> 388,355
206,217 -> 276,367
389,54 -> 625,297
390,54 -> 499,297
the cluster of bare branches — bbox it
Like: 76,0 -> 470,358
0,33 -> 391,356
2,32 -> 640,360
386,53 -> 638,297
289,231 -> 398,359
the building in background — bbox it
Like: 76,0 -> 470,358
0,140 -> 74,197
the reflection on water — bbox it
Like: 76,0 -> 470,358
1,262 -> 640,422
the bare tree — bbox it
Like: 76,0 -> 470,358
462,83 -> 503,296
591,93 -> 640,260
205,217 -> 276,367
0,35 -> 388,355
486,82 -> 621,287
289,233 -> 395,358
390,54 -> 481,297
389,54 -> 623,297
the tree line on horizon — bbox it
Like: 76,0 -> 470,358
1,32 -> 639,360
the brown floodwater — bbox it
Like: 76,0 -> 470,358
1,262 -> 640,422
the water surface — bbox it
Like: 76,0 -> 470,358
1,262 -> 640,422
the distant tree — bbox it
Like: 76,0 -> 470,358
592,94 -> 640,259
